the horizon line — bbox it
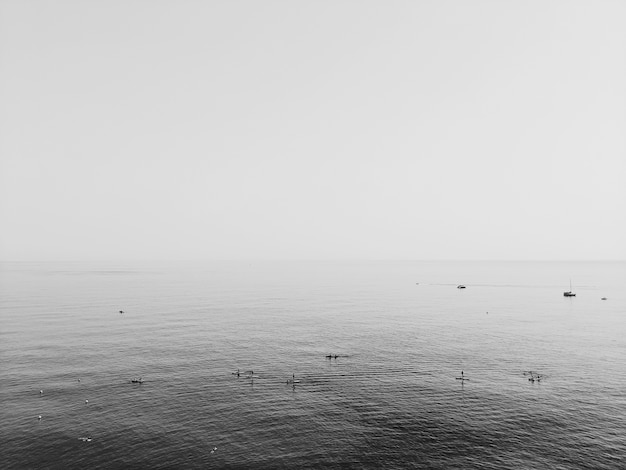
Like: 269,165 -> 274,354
1,258 -> 624,263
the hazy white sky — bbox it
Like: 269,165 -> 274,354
1,0 -> 624,261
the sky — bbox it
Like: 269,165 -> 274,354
1,0 -> 625,261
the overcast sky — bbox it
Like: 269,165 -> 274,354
1,1 -> 624,261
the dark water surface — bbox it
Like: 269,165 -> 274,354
1,260 -> 624,469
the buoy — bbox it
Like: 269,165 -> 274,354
38,415 -> 42,420
85,399 -> 89,404
40,390 -> 43,394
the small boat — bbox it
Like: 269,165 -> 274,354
286,373 -> 300,384
130,377 -> 143,384
457,285 -> 466,289
455,371 -> 469,381
563,279 -> 576,297
524,370 -> 544,382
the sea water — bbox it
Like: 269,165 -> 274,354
1,260 -> 624,469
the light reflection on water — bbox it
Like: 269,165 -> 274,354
1,261 -> 624,469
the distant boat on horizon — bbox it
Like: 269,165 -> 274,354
563,279 -> 576,297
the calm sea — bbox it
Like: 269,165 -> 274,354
1,260 -> 624,469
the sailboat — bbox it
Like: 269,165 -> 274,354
563,279 -> 576,297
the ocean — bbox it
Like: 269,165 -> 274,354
1,260 -> 624,469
